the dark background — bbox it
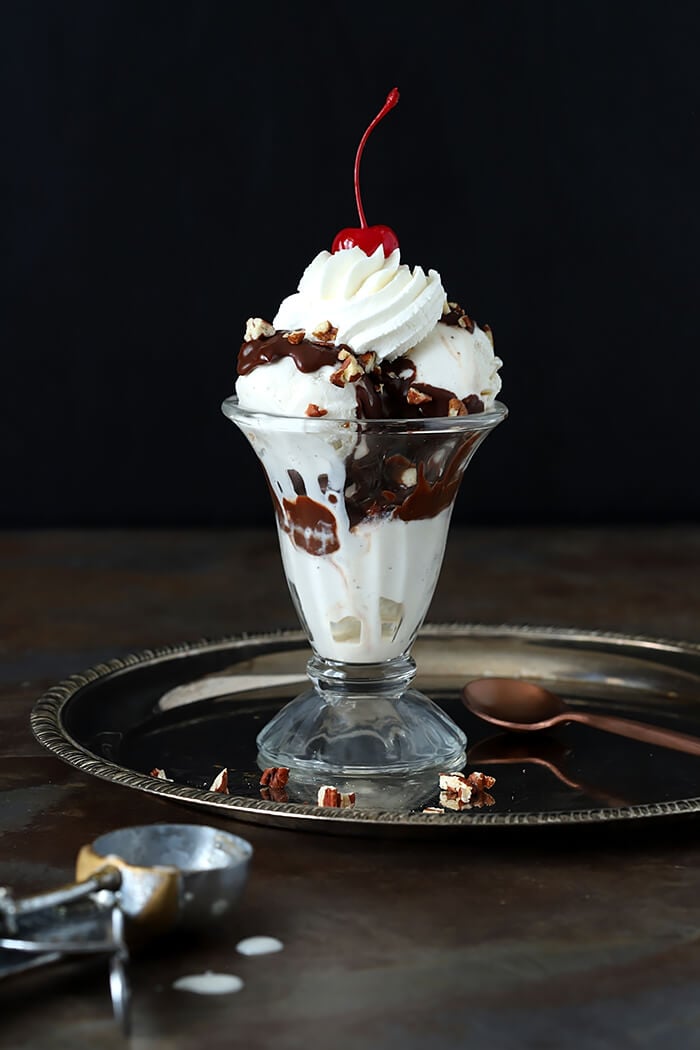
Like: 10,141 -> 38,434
3,1 -> 699,528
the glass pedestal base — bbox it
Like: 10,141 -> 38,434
256,655 -> 467,778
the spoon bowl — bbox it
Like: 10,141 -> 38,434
463,678 -> 570,729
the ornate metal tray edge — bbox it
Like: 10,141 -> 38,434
30,623 -> 700,835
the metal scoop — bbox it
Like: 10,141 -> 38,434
0,823 -> 253,1035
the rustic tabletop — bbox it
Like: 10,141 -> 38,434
1,526 -> 700,1050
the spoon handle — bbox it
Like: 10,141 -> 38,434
570,710 -> 700,756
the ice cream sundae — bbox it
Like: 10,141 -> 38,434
227,89 -> 502,662
222,89 -> 506,775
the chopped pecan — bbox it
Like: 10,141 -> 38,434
149,767 -> 172,781
311,320 -> 338,343
318,785 -> 339,807
448,397 -> 467,417
209,768 -> 229,794
386,455 -> 414,486
465,771 -> 496,791
465,770 -> 496,807
482,324 -> 494,347
436,770 -> 497,810
260,766 -> 290,790
457,313 -> 475,333
441,301 -> 470,327
398,465 -> 417,488
330,350 -> 364,386
305,403 -> 328,417
285,329 -> 306,345
244,317 -> 275,341
407,387 -> 432,406
317,785 -> 356,808
438,772 -> 473,806
442,795 -> 473,811
357,351 -> 377,373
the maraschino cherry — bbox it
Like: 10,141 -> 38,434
332,88 -> 400,258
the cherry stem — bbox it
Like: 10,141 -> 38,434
354,87 -> 400,229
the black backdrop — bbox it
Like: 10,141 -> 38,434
3,1 -> 699,527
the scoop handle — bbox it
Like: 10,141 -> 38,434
569,710 -> 700,756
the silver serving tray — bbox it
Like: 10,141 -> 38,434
31,624 -> 700,837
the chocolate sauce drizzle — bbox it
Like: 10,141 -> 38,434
238,325 -> 485,420
281,495 -> 339,556
238,332 -> 339,376
378,356 -> 484,419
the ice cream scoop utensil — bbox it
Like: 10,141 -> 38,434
463,678 -> 700,757
0,823 -> 253,1035
74,822 -> 253,934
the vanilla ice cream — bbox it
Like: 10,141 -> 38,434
407,304 -> 502,411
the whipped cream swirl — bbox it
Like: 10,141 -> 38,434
273,246 -> 445,362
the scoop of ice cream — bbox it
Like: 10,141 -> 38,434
407,313 -> 503,410
234,264 -> 502,422
273,245 -> 444,362
235,354 -> 358,419
235,319 -> 368,419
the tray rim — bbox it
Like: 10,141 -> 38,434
30,622 -> 700,835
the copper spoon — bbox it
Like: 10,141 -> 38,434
462,678 -> 700,757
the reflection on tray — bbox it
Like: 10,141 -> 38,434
282,763 -> 441,813
467,734 -> 630,807
158,673 -> 308,711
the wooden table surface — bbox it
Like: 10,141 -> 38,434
2,526 -> 700,1049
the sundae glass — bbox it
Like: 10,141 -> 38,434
222,89 -> 507,779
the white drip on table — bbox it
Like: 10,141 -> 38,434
236,935 -> 284,956
173,971 -> 244,995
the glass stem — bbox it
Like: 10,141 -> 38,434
306,653 -> 417,701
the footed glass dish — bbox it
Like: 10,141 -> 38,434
222,396 -> 507,777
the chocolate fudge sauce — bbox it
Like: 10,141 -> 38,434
239,322 -> 489,547
238,323 -> 485,420
238,332 -> 339,376
281,495 -> 340,556
344,433 -> 481,527
267,476 -> 341,556
378,356 -> 484,418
